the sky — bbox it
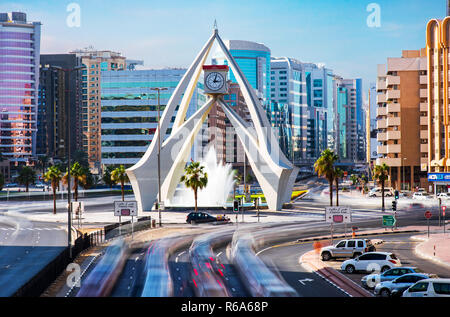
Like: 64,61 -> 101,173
0,0 -> 446,98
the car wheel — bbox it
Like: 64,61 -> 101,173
352,252 -> 361,259
381,266 -> 390,273
190,220 -> 196,225
380,289 -> 390,297
321,252 -> 331,261
345,265 -> 355,274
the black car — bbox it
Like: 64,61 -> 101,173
186,212 -> 229,224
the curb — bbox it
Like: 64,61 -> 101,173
300,251 -> 373,297
411,235 -> 450,270
295,229 -> 422,243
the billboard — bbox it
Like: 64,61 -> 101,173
114,201 -> 138,216
325,207 -> 352,223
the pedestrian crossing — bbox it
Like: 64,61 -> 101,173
0,227 -> 64,231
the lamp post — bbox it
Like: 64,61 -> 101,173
49,65 -> 85,259
151,87 -> 167,227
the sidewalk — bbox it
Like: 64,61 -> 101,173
412,231 -> 450,269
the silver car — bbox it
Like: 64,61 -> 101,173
374,273 -> 434,297
361,267 -> 423,289
321,239 -> 376,261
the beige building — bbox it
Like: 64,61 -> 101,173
70,49 -> 126,172
376,49 -> 428,190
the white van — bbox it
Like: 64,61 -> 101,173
368,187 -> 394,197
403,278 -> 450,297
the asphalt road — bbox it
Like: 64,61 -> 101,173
0,214 -> 66,296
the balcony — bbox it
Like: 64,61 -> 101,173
387,117 -> 401,126
387,103 -> 401,113
420,89 -> 428,98
387,144 -> 401,153
387,131 -> 401,139
387,89 -> 400,100
420,116 -> 428,125
377,119 -> 387,129
378,132 -> 387,141
420,103 -> 428,112
376,157 -> 401,166
420,75 -> 427,85
377,107 -> 387,116
420,130 -> 428,139
376,79 -> 386,91
420,144 -> 428,152
377,145 -> 387,154
377,93 -> 387,103
386,75 -> 400,87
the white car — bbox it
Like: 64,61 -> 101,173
412,192 -> 429,200
436,193 -> 450,200
341,252 -> 401,274
402,278 -> 450,297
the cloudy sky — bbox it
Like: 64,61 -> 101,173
0,0 -> 446,96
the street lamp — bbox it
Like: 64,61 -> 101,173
49,65 -> 86,259
151,87 -> 168,227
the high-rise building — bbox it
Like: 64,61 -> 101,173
70,48 -> 126,173
212,40 -> 271,104
333,77 -> 364,163
376,49 -> 428,190
368,82 -> 378,162
0,12 -> 41,163
270,57 -> 333,165
100,68 -> 205,167
37,54 -> 82,159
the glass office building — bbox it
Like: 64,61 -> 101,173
0,12 -> 41,163
212,40 -> 271,104
101,68 -> 205,167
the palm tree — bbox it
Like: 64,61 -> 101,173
314,149 -> 338,206
111,165 -> 129,201
102,166 -> 117,189
334,168 -> 344,206
359,174 -> 368,194
350,174 -> 359,186
373,163 -> 390,211
63,161 -> 87,201
17,166 -> 36,192
180,162 -> 208,213
44,165 -> 62,214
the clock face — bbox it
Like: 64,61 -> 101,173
205,72 -> 225,91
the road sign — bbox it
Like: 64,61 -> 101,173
325,207 -> 352,223
114,201 -> 138,216
382,215 -> 396,227
425,210 -> 432,219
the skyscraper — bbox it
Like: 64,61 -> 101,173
0,12 -> 41,163
70,48 -> 126,173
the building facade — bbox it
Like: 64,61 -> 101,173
270,57 -> 332,165
0,12 -> 41,163
70,48 -> 126,173
376,50 -> 428,190
333,77 -> 365,163
37,54 -> 82,159
100,68 -> 205,167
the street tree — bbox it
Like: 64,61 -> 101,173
314,149 -> 338,206
17,166 -> 36,192
373,163 -> 390,211
111,165 -> 129,201
180,162 -> 208,213
63,161 -> 87,201
44,165 -> 62,214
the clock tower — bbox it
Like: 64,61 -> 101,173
202,65 -> 229,94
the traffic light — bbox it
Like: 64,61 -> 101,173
233,200 -> 239,212
394,190 -> 399,200
392,200 -> 397,211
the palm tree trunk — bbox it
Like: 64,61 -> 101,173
329,178 -> 333,206
74,178 -> 78,201
194,188 -> 198,213
121,180 -> 124,201
52,185 -> 56,214
336,178 -> 339,206
381,180 -> 385,211
26,182 -> 29,192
